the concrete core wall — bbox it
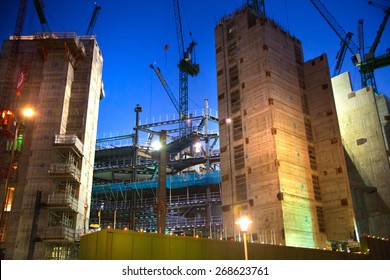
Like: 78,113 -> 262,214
332,72 -> 390,238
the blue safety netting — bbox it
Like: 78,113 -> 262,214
92,171 -> 221,193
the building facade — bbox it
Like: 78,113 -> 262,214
215,6 -> 357,248
332,72 -> 390,237
0,33 -> 103,259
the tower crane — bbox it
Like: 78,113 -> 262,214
173,0 -> 199,137
366,1 -> 389,59
0,0 -> 27,113
356,1 -> 390,94
247,0 -> 266,17
310,0 -> 390,94
309,0 -> 360,77
86,3 -> 101,35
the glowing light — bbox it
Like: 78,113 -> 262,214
151,141 -> 161,150
22,107 -> 35,118
194,141 -> 202,153
235,216 -> 253,232
225,118 -> 232,125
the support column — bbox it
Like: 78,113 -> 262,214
157,130 -> 167,234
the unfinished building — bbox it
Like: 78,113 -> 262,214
0,33 -> 104,259
89,109 -> 223,238
215,5 -> 357,248
332,72 -> 390,237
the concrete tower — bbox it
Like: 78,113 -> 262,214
0,33 -> 104,259
215,6 -> 357,248
332,72 -> 390,238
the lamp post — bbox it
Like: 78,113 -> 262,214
236,216 -> 253,260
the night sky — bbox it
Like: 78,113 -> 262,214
1,0 -> 389,138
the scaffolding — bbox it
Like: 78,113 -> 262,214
91,103 -> 221,238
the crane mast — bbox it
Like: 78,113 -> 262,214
0,0 -> 28,111
310,0 -> 390,94
356,2 -> 390,94
247,0 -> 266,17
173,0 -> 199,137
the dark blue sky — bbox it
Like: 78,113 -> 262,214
1,0 -> 389,138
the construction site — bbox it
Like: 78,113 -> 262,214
0,0 -> 389,260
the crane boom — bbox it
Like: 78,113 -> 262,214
86,4 -> 101,35
367,6 -> 390,59
173,0 -> 185,62
310,0 -> 359,56
333,32 -> 353,76
33,0 -> 50,32
150,64 -> 180,114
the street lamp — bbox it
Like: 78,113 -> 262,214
236,216 -> 253,260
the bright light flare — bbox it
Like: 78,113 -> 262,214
151,141 -> 161,150
22,107 -> 35,118
235,216 -> 253,232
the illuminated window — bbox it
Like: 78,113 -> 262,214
4,187 -> 15,212
49,246 -> 71,260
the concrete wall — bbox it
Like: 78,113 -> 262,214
332,72 -> 390,238
305,56 -> 357,242
215,7 -> 356,249
215,7 -> 321,249
79,229 -> 375,260
0,35 -> 103,259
